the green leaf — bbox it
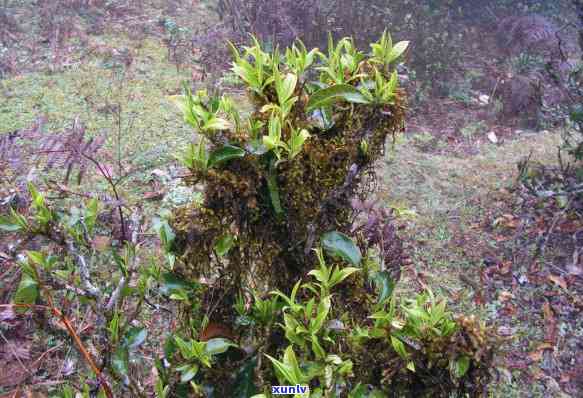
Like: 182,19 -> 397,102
0,214 -> 22,232
452,355 -> 470,378
287,128 -> 310,160
177,364 -> 199,383
311,295 -> 331,332
112,249 -> 129,278
26,251 -> 45,267
85,198 -> 99,234
123,327 -> 148,350
208,145 -> 246,168
214,234 -> 235,257
174,336 -> 194,359
311,336 -> 326,359
203,117 -> 232,132
160,273 -> 196,296
371,271 -> 395,303
204,338 -> 236,356
278,73 -> 298,104
232,357 -> 258,398
155,377 -> 170,398
13,275 -> 38,309
283,345 -> 303,384
321,231 -> 362,266
112,346 -> 129,377
267,160 -> 283,215
28,183 -> 43,208
265,354 -> 297,385
154,219 -> 175,253
389,41 -> 410,63
390,336 -> 408,360
330,267 -> 360,288
307,84 -> 369,111
61,385 -> 75,398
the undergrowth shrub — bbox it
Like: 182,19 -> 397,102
162,34 -> 495,396
0,34 -> 496,397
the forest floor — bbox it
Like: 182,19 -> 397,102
1,2 -> 582,397
380,131 -> 582,397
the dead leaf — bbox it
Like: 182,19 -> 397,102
530,342 -> 554,362
199,322 -> 236,342
143,191 -> 164,201
543,302 -> 558,345
499,291 -> 514,302
528,350 -> 543,362
494,214 -> 519,229
548,274 -> 567,289
498,261 -> 512,275
92,236 -> 110,252
1,340 -> 31,361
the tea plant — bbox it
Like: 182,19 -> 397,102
1,33 -> 496,397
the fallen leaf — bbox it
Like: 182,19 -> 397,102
499,291 -> 514,302
548,274 -> 567,289
494,214 -> 519,229
528,350 -> 543,362
199,322 -> 236,342
498,261 -> 512,275
543,302 -> 557,345
529,341 -> 554,362
0,340 -> 31,360
92,236 -> 111,252
143,191 -> 164,201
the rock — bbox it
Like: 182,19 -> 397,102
398,74 -> 410,84
478,94 -> 490,105
487,131 -> 498,144
326,319 -> 346,331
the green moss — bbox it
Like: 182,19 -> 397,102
170,76 -> 407,289
0,37 -> 194,165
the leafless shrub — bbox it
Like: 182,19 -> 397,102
498,15 -> 560,57
496,75 -> 543,128
0,116 -> 106,185
351,199 -> 405,282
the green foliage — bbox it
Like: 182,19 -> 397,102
370,30 -> 410,67
320,231 -> 362,266
358,69 -> 400,105
170,88 -> 232,135
285,41 -> 318,77
309,248 -> 360,296
229,37 -> 275,96
174,335 -> 237,384
306,84 -> 368,111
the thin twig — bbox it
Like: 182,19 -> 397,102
535,198 -> 572,259
0,328 -> 29,374
67,241 -> 101,300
